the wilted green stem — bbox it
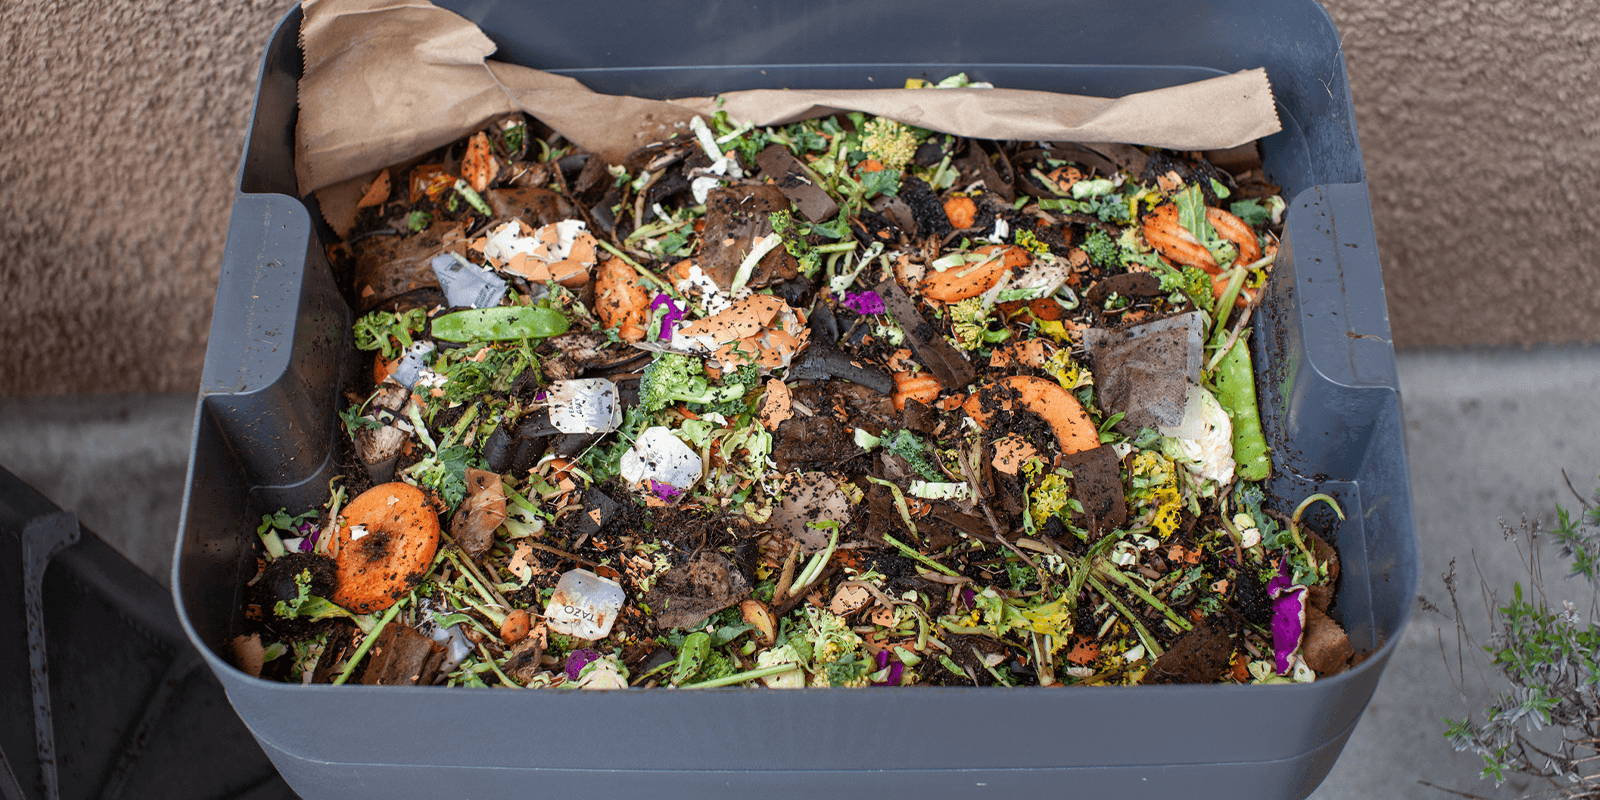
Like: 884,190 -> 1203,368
333,597 -> 407,685
1097,565 -> 1193,632
679,663 -> 798,689
1086,575 -> 1162,659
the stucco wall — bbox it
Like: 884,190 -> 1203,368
2,0 -> 1596,395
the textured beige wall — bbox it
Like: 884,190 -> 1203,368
1,0 -> 1596,396
0,0 -> 296,396
1326,0 -> 1600,351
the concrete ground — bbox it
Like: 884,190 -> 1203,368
3,346 -> 1598,799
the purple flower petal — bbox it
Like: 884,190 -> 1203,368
565,649 -> 601,681
841,290 -> 886,315
1266,556 -> 1307,675
957,588 -> 977,610
650,293 -> 685,341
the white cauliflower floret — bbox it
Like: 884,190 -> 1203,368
574,656 -> 629,690
755,644 -> 807,689
803,607 -> 861,664
1159,386 -> 1234,485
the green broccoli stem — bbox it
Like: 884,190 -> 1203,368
1210,266 -> 1249,340
789,528 -> 840,595
1289,493 -> 1345,577
629,659 -> 676,686
624,216 -> 694,243
500,479 -> 540,517
678,663 -> 798,689
814,241 -> 858,254
444,547 -> 509,622
332,596 -> 407,685
477,644 -> 522,688
863,476 -> 921,542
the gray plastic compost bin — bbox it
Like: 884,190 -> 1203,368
176,1 -> 1417,797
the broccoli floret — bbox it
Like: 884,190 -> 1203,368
949,297 -> 1010,351
883,429 -> 945,481
638,352 -> 743,413
352,308 -> 427,360
703,362 -> 763,418
1154,263 -> 1215,313
769,211 -> 821,278
1081,228 -> 1121,269
820,652 -> 872,688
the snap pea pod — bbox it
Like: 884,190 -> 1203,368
431,306 -> 569,342
1208,332 -> 1272,481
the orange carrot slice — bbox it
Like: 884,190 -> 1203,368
1206,207 -> 1263,265
891,372 -> 941,411
331,482 -> 440,613
990,434 -> 1038,475
1045,166 -> 1082,194
920,244 -> 1029,303
963,375 -> 1099,455
461,132 -> 497,193
943,196 -> 977,229
988,339 -> 1056,370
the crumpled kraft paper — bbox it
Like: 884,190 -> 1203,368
298,0 -> 1279,228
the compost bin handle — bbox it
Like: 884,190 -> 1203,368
198,193 -> 350,494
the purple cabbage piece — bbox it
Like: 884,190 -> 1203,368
650,293 -> 685,341
296,521 -> 322,552
841,290 -> 886,316
872,649 -> 905,686
565,649 -> 601,681
885,661 -> 905,686
1266,555 -> 1295,596
1267,557 -> 1307,675
646,480 -> 683,502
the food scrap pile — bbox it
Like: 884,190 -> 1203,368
235,79 -> 1356,690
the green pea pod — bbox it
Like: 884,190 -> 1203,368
431,306 -> 569,342
671,631 -> 712,687
1209,334 -> 1272,481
